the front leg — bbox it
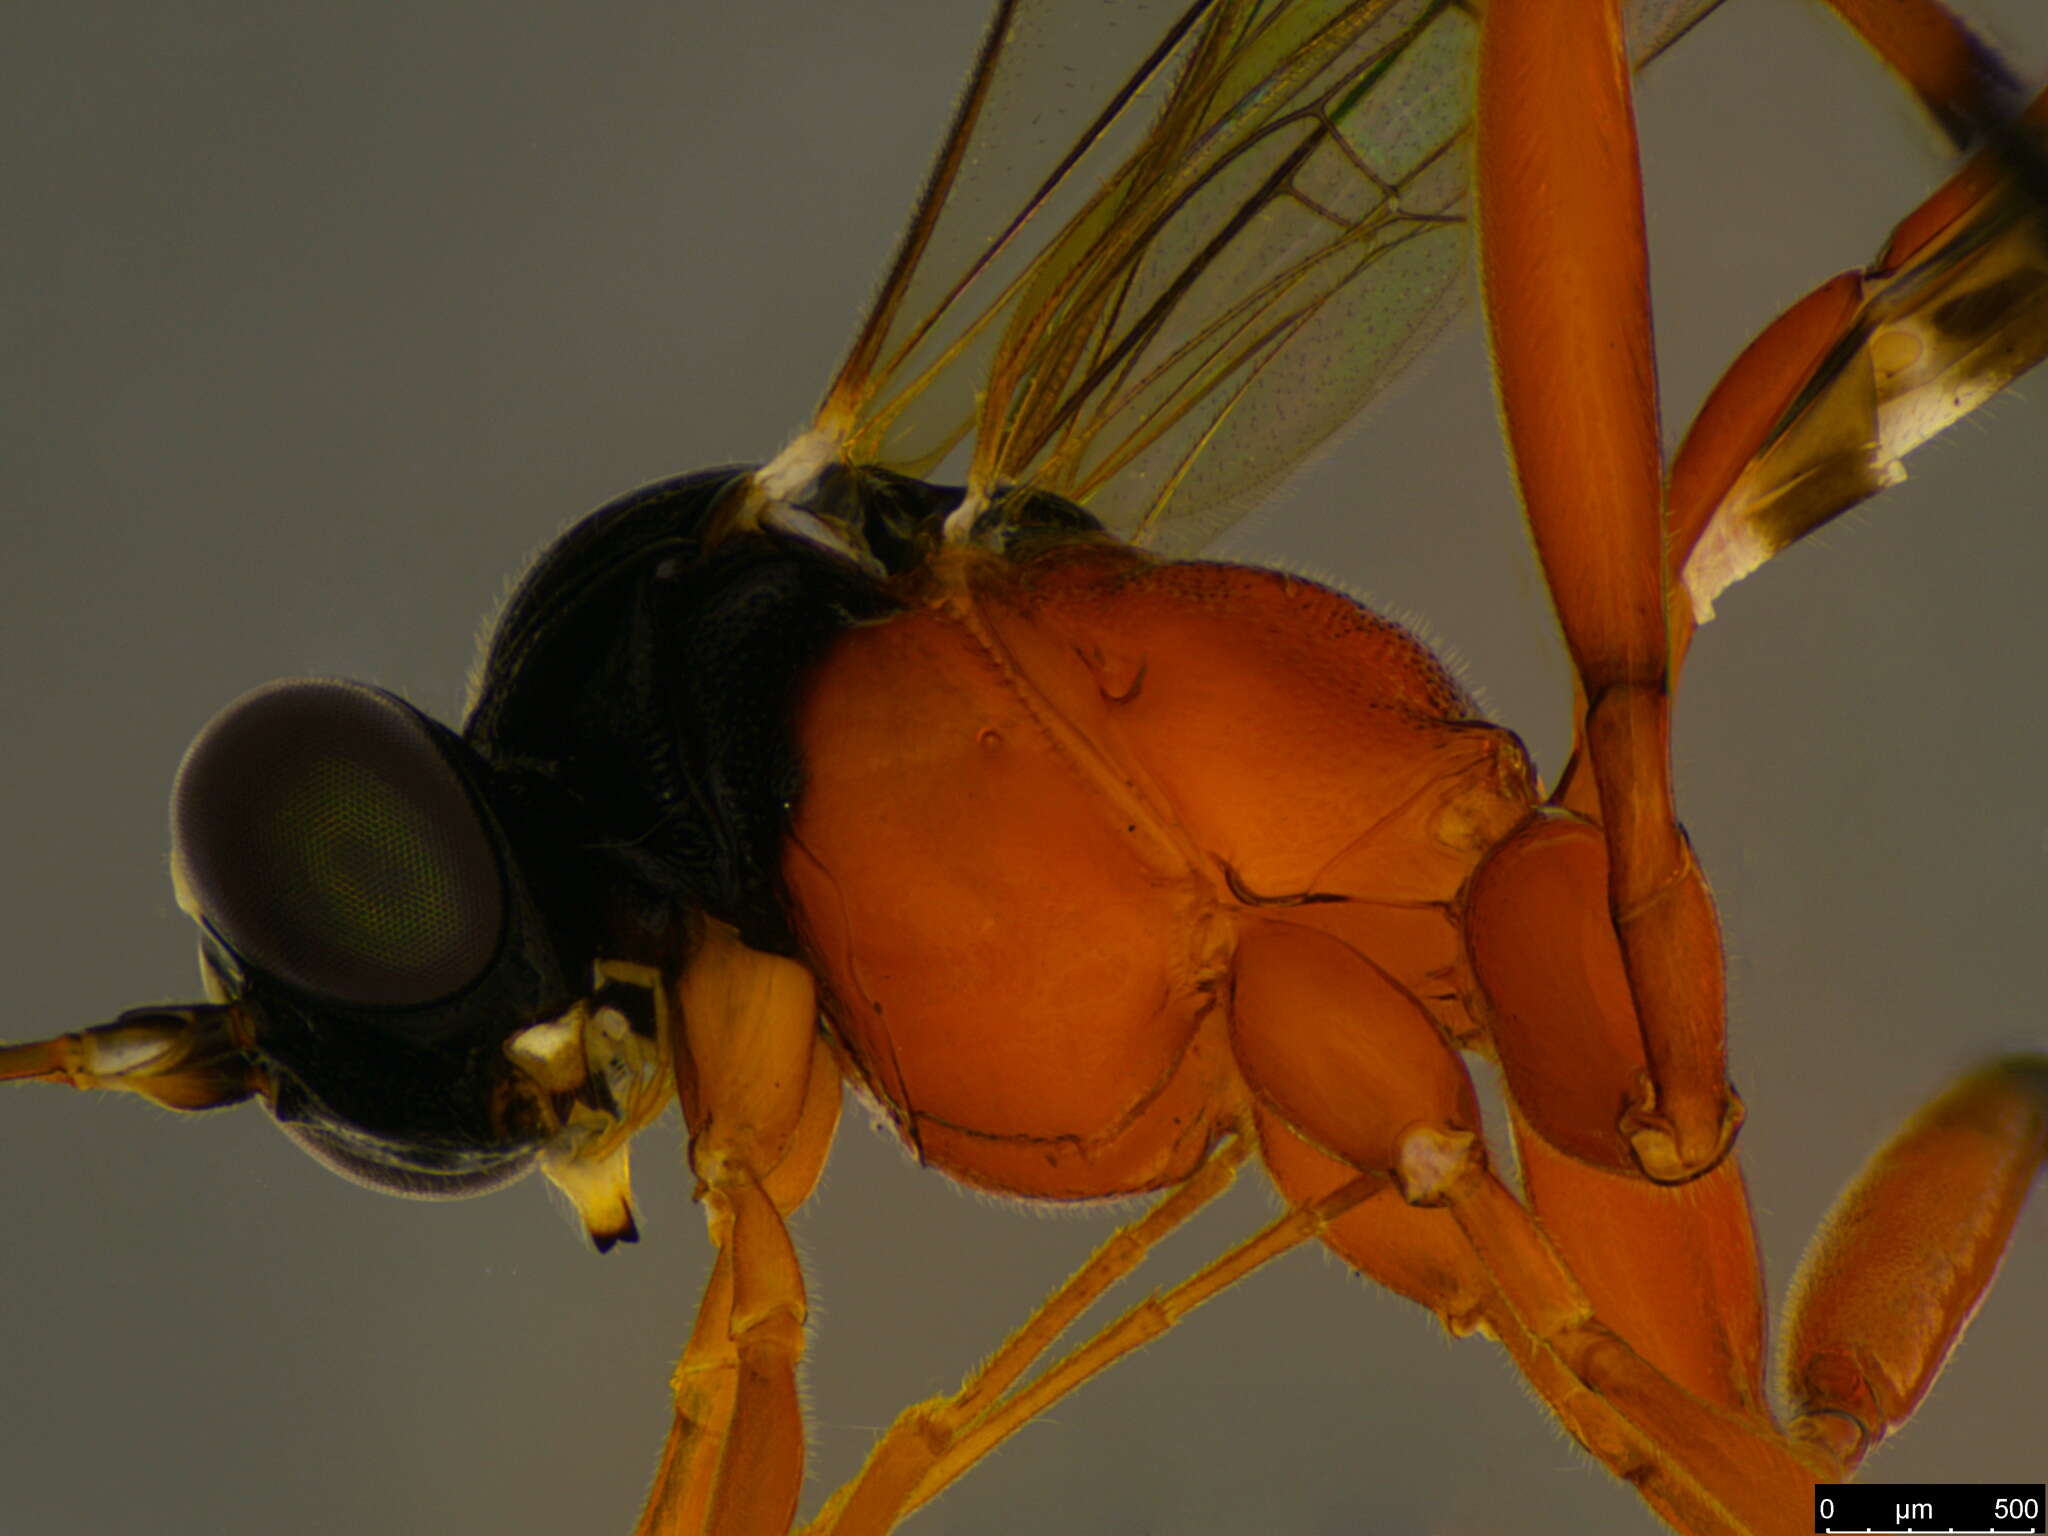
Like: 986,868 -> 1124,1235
637,921 -> 840,1536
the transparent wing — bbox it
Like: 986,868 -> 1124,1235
807,0 -> 1724,552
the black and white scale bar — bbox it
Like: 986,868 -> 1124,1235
1815,1484 -> 2045,1534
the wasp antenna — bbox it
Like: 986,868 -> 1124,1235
0,1004 -> 258,1112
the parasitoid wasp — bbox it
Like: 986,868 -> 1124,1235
3,2 -> 2045,1533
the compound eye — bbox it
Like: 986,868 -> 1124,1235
172,679 -> 504,1009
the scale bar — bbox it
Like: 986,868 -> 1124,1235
1815,1483 -> 2045,1536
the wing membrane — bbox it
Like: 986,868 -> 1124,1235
812,0 -> 1724,552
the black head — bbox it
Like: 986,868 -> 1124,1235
168,677 -> 572,1197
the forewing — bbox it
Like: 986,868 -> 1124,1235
812,0 -> 1724,553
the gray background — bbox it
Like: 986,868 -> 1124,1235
3,3 -> 2043,1534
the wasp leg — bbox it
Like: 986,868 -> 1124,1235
1443,1158 -> 1832,1536
635,923 -> 837,1536
1232,916 -> 1841,1534
899,1168 -> 1381,1518
1665,0 -> 2041,619
803,1135 -> 1255,1536
1819,0 -> 2012,146
1271,1096 -> 1799,1534
1669,83 -> 2048,633
1479,0 -> 2048,1189
1461,813 -> 1772,1416
1781,1057 -> 2048,1470
1516,1097 -> 1769,1411
1662,272 -> 1864,647
1472,0 -> 2048,1485
1476,0 -> 1737,1184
